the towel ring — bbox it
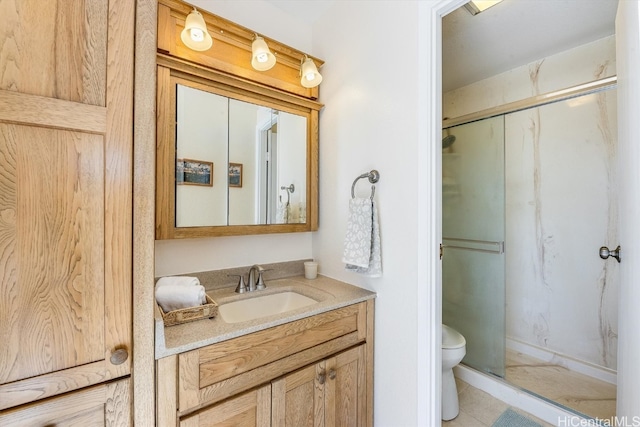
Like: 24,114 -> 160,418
351,170 -> 380,200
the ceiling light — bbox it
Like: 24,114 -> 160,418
181,8 -> 213,51
300,56 -> 322,88
464,0 -> 503,15
251,35 -> 276,71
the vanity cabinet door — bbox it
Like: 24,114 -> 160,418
272,363 -> 324,426
271,345 -> 366,427
179,384 -> 271,427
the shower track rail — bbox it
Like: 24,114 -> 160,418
443,75 -> 617,129
442,237 -> 504,254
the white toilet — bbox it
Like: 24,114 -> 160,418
442,324 -> 466,421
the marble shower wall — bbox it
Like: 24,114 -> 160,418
443,36 -> 616,119
444,35 -> 618,370
505,91 -> 618,369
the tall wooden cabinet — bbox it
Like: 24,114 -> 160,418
0,0 -> 134,422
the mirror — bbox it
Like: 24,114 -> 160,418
156,66 -> 321,239
176,83 -> 307,227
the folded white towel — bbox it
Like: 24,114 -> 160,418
155,276 -> 206,304
155,275 -> 200,289
342,198 -> 382,277
155,284 -> 206,313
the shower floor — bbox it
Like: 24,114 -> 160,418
505,349 -> 616,420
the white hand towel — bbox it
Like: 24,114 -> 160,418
155,275 -> 206,304
155,275 -> 200,289
155,284 -> 206,313
342,198 -> 382,277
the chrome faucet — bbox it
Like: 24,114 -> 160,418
247,264 -> 267,292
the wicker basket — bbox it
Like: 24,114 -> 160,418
158,294 -> 218,327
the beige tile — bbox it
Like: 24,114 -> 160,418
457,381 -> 509,425
450,378 -> 558,427
443,410 -> 488,427
455,377 -> 470,395
506,349 -> 617,420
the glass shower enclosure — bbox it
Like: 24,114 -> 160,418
442,115 -> 506,378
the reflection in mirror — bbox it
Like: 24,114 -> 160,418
175,84 -> 307,227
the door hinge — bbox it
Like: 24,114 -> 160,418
439,243 -> 443,260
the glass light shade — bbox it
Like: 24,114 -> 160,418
251,37 -> 276,71
180,9 -> 213,51
300,57 -> 322,88
465,0 -> 503,15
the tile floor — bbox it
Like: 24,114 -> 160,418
443,378 -> 554,427
505,349 -> 616,420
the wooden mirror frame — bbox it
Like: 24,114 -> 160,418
155,1 -> 323,239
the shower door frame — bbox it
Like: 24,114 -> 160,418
443,82 -> 619,413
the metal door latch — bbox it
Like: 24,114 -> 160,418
599,245 -> 621,263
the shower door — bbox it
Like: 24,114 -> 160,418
442,115 -> 506,378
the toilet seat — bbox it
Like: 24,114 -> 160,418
442,324 -> 466,349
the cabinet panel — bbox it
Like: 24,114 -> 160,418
0,0 -> 107,106
0,378 -> 131,426
0,125 -> 105,384
325,346 -> 366,427
180,385 -> 270,427
272,363 -> 324,427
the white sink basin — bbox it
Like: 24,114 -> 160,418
219,291 -> 318,323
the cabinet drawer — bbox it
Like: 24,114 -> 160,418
0,378 -> 131,426
178,302 -> 367,413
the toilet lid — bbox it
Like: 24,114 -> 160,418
442,324 -> 466,349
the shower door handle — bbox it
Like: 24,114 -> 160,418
599,245 -> 621,263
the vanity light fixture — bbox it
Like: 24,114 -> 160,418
181,8 -> 213,51
300,55 -> 323,88
464,0 -> 503,15
251,35 -> 276,71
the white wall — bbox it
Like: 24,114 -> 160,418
312,2 -> 427,425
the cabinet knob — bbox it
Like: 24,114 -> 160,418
328,369 -> 336,380
318,372 -> 326,385
110,348 -> 129,365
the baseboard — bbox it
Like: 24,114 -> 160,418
454,364 -> 591,426
506,337 -> 617,385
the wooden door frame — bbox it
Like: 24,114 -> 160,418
133,0 -> 158,425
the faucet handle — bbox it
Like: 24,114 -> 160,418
228,274 -> 247,293
255,269 -> 270,290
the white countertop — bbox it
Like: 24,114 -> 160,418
155,275 -> 376,359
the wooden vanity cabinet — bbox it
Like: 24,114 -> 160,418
157,300 -> 374,427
